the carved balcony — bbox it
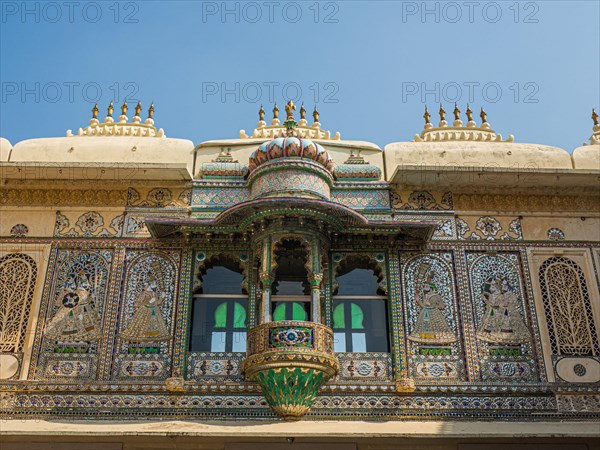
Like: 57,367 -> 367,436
241,320 -> 339,420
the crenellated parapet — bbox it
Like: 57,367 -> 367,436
240,102 -> 341,140
413,104 -> 514,143
66,101 -> 166,138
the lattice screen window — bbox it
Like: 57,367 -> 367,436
0,253 -> 37,352
539,256 -> 598,356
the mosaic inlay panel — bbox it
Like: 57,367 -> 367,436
331,189 -> 390,210
187,352 -> 244,381
250,169 -> 330,200
465,252 -> 539,382
192,187 -> 249,208
400,252 -> 466,381
33,249 -> 113,381
112,250 -> 180,381
335,352 -> 392,382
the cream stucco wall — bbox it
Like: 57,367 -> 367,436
573,144 -> 600,170
10,136 -> 196,175
0,137 -> 12,161
384,141 -> 574,182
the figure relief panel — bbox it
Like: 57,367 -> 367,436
112,250 -> 179,381
537,255 -> 600,383
34,250 -> 112,381
401,252 -> 465,381
0,253 -> 37,380
466,252 -> 539,382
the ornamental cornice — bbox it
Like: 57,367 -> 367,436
454,193 -> 600,212
0,188 -> 128,206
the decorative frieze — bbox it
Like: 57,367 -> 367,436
0,188 -> 128,207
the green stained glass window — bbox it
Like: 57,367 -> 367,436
333,304 -> 345,328
233,302 -> 246,328
190,298 -> 247,352
214,302 -> 227,328
333,303 -> 365,330
272,301 -> 309,321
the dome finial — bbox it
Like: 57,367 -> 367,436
259,105 -> 265,121
285,100 -> 296,120
300,103 -> 306,120
92,103 -> 99,119
135,101 -> 142,117
593,108 -> 599,126
313,105 -> 320,123
423,106 -> 430,124
272,103 -> 279,119
148,102 -> 155,119
480,107 -> 488,124
107,101 -> 114,117
121,101 -> 128,116
453,103 -> 460,120
466,104 -> 473,122
439,104 -> 446,121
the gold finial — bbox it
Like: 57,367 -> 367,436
593,108 -> 599,126
107,101 -> 114,117
453,103 -> 460,120
480,107 -> 487,124
300,103 -> 306,120
121,101 -> 128,116
259,105 -> 265,121
272,103 -> 279,119
439,105 -> 446,121
92,103 -> 99,119
148,102 -> 155,119
285,100 -> 296,120
466,104 -> 473,121
313,105 -> 319,123
423,106 -> 430,124
135,101 -> 142,117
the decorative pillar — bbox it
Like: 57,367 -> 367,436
308,272 -> 323,323
259,271 -> 273,324
388,250 -> 415,393
308,236 -> 323,323
258,236 -> 273,324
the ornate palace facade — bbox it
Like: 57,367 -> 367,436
0,103 -> 599,448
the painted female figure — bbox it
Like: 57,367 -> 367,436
408,272 -> 456,344
478,276 -> 528,344
121,275 -> 170,342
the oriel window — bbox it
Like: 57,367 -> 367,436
270,239 -> 312,321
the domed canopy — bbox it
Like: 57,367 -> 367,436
248,137 -> 334,173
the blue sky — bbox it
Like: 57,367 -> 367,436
1,0 -> 599,151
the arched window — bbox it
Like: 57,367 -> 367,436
539,256 -> 598,356
0,254 -> 37,353
333,262 -> 389,353
189,257 -> 247,352
270,239 -> 311,321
